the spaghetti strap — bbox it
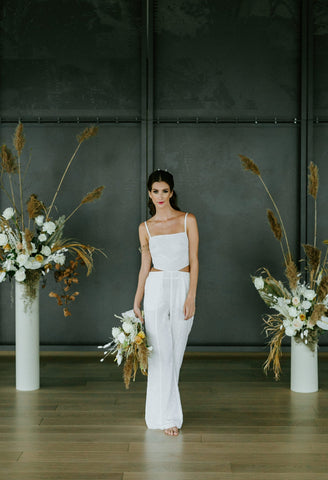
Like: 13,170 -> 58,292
184,212 -> 188,232
144,221 -> 151,238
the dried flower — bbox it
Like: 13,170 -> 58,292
309,304 -> 327,327
24,228 -> 33,252
308,161 -> 319,199
1,145 -> 17,173
13,123 -> 25,156
285,258 -> 298,290
239,155 -> 260,176
303,244 -> 321,273
27,194 -> 45,219
267,209 -> 282,241
76,126 -> 98,144
123,354 -> 134,389
317,276 -> 328,302
81,186 -> 105,205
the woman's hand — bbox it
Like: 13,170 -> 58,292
184,295 -> 196,320
134,304 -> 144,323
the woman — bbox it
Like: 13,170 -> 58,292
133,169 -> 199,436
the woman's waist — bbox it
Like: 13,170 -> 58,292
150,265 -> 190,273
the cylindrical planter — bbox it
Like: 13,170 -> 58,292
291,336 -> 318,393
15,280 -> 40,391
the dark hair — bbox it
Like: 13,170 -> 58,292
147,169 -> 180,216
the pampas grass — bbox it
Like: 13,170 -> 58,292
285,257 -> 299,290
27,194 -> 45,219
240,154 -> 291,263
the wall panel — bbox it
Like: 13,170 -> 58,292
154,124 -> 299,345
0,124 -> 140,344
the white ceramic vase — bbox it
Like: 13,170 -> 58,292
15,280 -> 40,391
290,336 -> 318,393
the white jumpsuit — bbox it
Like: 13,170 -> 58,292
143,213 -> 194,430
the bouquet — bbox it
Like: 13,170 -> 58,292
240,155 -> 328,379
98,309 -> 152,389
0,123 -> 104,314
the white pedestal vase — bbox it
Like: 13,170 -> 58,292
15,280 -> 40,391
290,336 -> 318,393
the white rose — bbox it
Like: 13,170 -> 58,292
317,316 -> 328,331
112,327 -> 121,339
292,297 -> 300,306
122,321 -> 134,334
301,300 -> 312,311
16,254 -> 29,267
38,233 -> 47,242
117,332 -> 126,344
0,271 -> 6,283
42,221 -> 56,235
35,215 -> 44,226
41,245 -> 51,257
14,268 -> 26,282
0,233 -> 8,246
254,277 -> 264,290
292,318 -> 304,330
288,306 -> 298,318
304,289 -> 316,301
2,207 -> 15,220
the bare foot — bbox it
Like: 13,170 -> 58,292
164,426 -> 179,436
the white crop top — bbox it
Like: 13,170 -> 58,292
145,213 -> 189,271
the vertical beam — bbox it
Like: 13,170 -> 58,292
140,0 -> 154,221
299,0 -> 313,259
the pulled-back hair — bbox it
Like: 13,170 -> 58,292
147,169 -> 180,216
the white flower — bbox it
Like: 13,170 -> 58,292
14,268 -> 26,282
112,327 -> 121,339
38,233 -> 47,242
304,289 -> 316,301
285,325 -> 296,337
31,243 -> 37,253
116,352 -> 123,366
292,317 -> 304,330
317,316 -> 328,330
288,306 -> 298,318
2,207 -> 15,220
53,253 -> 66,265
3,259 -> 16,272
35,215 -> 44,226
42,221 -> 56,235
0,233 -> 8,247
122,321 -> 134,334
25,258 -> 42,270
292,297 -> 300,306
0,271 -> 6,282
301,300 -> 312,311
117,332 -> 126,344
254,277 -> 264,290
16,254 -> 29,267
122,309 -> 136,320
41,245 -> 51,257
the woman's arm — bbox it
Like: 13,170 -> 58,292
184,213 -> 199,320
133,223 -> 152,322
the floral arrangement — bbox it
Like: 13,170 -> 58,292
0,123 -> 104,314
98,309 -> 152,389
240,155 -> 328,379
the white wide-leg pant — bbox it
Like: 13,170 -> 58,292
143,271 -> 193,430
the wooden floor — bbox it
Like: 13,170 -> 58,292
1,352 -> 328,480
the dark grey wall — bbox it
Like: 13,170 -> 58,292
0,0 -> 327,348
